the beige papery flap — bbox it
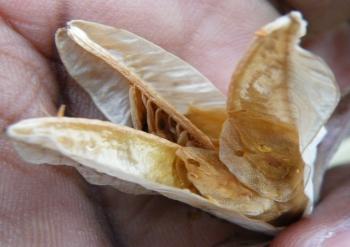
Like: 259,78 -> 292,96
220,12 -> 339,203
7,117 -> 278,234
56,21 -> 226,149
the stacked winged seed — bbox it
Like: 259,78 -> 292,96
7,12 -> 339,234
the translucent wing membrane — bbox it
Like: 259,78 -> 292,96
220,12 -> 339,202
57,20 -> 226,149
7,117 -> 278,234
56,29 -> 132,125
66,21 -> 225,113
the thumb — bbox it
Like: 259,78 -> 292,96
271,165 -> 350,247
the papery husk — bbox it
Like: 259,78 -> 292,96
7,117 -> 279,234
220,12 -> 339,203
56,21 -> 226,149
55,29 -> 132,126
177,147 -> 277,219
14,140 -> 151,195
177,147 -> 307,225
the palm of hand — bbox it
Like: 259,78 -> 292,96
0,1 -> 349,246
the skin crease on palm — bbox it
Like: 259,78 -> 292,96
0,0 -> 349,246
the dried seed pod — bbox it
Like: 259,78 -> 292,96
7,117 -> 278,234
7,117 -> 307,228
220,12 -> 339,203
56,21 -> 226,149
6,11 -> 340,234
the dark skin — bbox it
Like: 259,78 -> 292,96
0,0 -> 349,246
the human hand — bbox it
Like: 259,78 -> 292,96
0,1 -> 349,246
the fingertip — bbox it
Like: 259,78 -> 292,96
273,0 -> 350,35
0,0 -> 66,57
271,219 -> 316,247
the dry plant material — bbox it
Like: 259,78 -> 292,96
220,13 -> 339,203
7,12 -> 340,234
55,22 -> 225,149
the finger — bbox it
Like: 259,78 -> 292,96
0,0 -> 279,92
321,165 -> 350,198
0,17 -> 115,246
274,0 -> 350,35
271,165 -> 350,247
313,94 -> 350,199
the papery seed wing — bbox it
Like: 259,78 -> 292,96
7,117 -> 180,187
220,12 -> 339,202
291,47 -> 339,149
12,136 -> 151,195
58,20 -> 226,149
7,117 -> 278,234
56,29 -> 132,126
65,20 -> 225,113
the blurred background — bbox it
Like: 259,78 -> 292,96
331,138 -> 350,166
